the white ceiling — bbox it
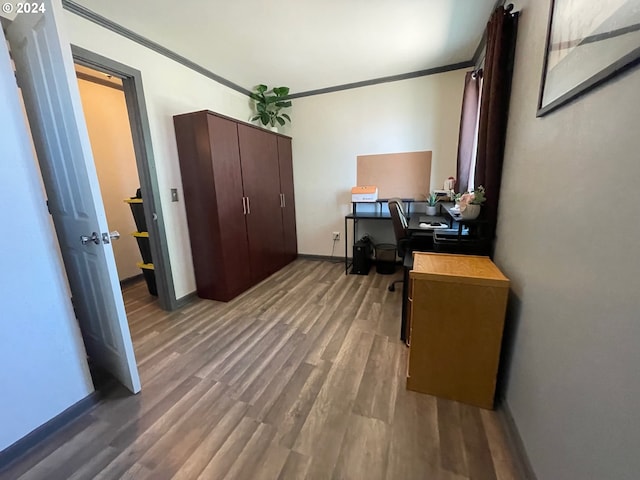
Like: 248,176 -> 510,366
73,0 -> 497,94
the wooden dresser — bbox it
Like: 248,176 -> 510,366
406,253 -> 509,409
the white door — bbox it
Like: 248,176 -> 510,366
6,0 -> 141,393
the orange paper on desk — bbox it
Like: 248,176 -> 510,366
351,186 -> 378,202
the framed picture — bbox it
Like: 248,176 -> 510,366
537,0 -> 640,116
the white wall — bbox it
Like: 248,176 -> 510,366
290,70 -> 466,255
0,34 -> 93,452
64,11 -> 255,298
77,77 -> 141,281
495,1 -> 640,479
64,9 -> 466,273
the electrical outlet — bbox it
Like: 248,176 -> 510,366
332,232 -> 340,241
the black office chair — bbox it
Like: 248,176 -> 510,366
387,198 -> 433,292
387,198 -> 409,292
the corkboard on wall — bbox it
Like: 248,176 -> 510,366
357,151 -> 432,199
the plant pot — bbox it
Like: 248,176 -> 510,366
251,119 -> 277,132
460,203 -> 481,220
425,205 -> 437,216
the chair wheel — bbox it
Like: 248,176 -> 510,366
388,284 -> 395,292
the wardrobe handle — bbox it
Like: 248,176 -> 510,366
246,196 -> 251,214
279,193 -> 284,208
282,193 -> 286,208
242,196 -> 247,215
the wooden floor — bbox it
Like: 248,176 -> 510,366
2,259 -> 521,480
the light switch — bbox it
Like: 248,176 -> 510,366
171,188 -> 179,202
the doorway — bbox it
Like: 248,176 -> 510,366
72,63 -> 148,389
74,64 -> 143,285
71,46 -> 177,313
70,51 -> 180,390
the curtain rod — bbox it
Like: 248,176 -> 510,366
471,2 -> 517,70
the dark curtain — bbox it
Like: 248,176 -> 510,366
475,5 -> 519,231
456,71 -> 482,194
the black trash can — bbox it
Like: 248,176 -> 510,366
375,243 -> 397,274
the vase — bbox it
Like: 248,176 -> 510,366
460,203 -> 481,220
425,205 -> 437,216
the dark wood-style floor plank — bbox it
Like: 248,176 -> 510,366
332,414 -> 390,480
460,404 -> 498,480
480,409 -> 521,480
278,450 -> 311,480
171,401 -> 249,480
352,334 -> 401,424
2,259 -> 519,480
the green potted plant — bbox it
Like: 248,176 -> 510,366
250,84 -> 292,129
426,192 -> 438,216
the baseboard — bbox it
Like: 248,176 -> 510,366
298,254 -> 343,263
496,400 -> 538,480
298,254 -> 402,266
0,392 -> 100,473
119,273 -> 143,287
174,291 -> 198,309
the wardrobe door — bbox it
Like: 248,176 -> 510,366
237,124 -> 284,283
277,136 -> 297,265
208,114 -> 252,299
174,112 -> 219,300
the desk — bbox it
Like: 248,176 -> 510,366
435,204 -> 491,255
440,203 -> 483,229
344,211 -> 391,274
407,213 -> 449,235
344,199 -> 418,274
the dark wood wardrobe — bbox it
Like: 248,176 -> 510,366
173,110 -> 297,301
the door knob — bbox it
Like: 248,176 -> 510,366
102,231 -> 120,244
81,232 -> 100,245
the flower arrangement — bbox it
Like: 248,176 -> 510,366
456,185 -> 486,212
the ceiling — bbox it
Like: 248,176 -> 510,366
73,0 -> 496,94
